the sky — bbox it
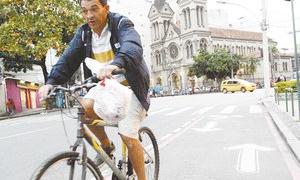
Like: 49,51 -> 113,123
108,0 -> 300,54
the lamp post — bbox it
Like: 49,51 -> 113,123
216,0 -> 271,97
285,0 -> 300,120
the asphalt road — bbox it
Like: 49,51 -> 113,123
0,89 -> 299,180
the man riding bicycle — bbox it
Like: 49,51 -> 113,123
38,0 -> 150,179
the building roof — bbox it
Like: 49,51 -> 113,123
209,27 -> 262,41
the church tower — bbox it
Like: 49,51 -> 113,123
148,0 -> 174,43
177,0 -> 208,33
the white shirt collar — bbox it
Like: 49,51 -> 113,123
92,23 -> 109,39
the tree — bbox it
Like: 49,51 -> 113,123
247,57 -> 260,81
0,0 -> 83,83
189,49 -> 241,82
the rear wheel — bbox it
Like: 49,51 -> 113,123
30,151 -> 103,180
241,87 -> 246,93
222,88 -> 228,93
138,127 -> 160,180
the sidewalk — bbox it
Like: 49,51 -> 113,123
263,96 -> 300,163
0,108 -> 60,121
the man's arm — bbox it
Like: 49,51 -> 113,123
110,18 -> 143,69
47,27 -> 85,85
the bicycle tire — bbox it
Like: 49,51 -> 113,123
30,151 -> 103,180
138,127 -> 160,180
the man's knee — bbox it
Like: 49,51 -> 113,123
120,134 -> 140,149
79,98 -> 99,120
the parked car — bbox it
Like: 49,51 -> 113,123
221,79 -> 256,93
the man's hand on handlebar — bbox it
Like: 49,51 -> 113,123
96,64 -> 120,80
38,84 -> 54,102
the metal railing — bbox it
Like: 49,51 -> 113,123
274,87 -> 297,117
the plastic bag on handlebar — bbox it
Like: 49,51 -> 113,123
84,78 -> 131,123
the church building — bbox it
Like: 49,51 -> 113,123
148,0 -> 275,93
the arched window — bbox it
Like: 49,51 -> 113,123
183,9 -> 187,29
164,20 -> 170,34
186,41 -> 193,59
155,50 -> 162,66
200,38 -> 207,51
187,8 -> 191,28
196,6 -> 204,27
155,22 -> 159,40
196,6 -> 200,26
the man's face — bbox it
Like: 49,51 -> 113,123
81,0 -> 109,33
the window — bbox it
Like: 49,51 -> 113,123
200,38 -> 207,51
186,41 -> 193,59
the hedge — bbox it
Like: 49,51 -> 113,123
274,80 -> 297,93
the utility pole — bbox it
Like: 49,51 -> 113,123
285,0 -> 300,120
261,0 -> 271,97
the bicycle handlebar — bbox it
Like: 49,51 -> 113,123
48,68 -> 126,98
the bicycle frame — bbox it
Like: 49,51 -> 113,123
71,106 -> 128,180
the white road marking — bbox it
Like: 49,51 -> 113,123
149,108 -> 171,115
173,128 -> 182,133
226,144 -> 274,173
191,106 -> 214,115
0,127 -> 53,141
220,106 -> 235,114
182,121 -> 191,128
249,105 -> 263,114
160,134 -> 172,141
192,121 -> 221,132
159,117 -> 204,149
165,107 -> 191,116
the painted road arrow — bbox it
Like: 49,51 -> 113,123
226,144 -> 274,173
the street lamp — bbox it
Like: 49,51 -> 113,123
285,0 -> 300,120
216,0 -> 271,97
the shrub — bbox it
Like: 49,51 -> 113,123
274,80 -> 297,93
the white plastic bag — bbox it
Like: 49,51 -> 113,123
85,78 -> 131,123
83,57 -> 130,123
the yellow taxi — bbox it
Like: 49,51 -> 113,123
221,79 -> 256,93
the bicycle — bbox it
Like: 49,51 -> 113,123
30,74 -> 159,180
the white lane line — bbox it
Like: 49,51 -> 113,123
182,121 -> 191,128
149,108 -> 171,115
160,134 -> 172,141
159,117 -> 204,149
249,105 -> 263,114
191,106 -> 214,115
173,128 -> 181,133
165,107 -> 191,116
220,105 -> 235,114
0,127 -> 52,141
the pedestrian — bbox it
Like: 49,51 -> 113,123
38,1 -> 150,179
6,98 -> 15,115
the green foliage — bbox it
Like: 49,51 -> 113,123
0,0 -> 83,72
274,80 -> 297,93
189,49 -> 241,80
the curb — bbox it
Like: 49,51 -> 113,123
262,99 -> 300,164
0,109 -> 60,121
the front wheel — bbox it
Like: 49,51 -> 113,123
30,151 -> 103,180
138,127 -> 160,180
241,87 -> 246,93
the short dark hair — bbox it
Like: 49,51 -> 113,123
78,0 -> 107,6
